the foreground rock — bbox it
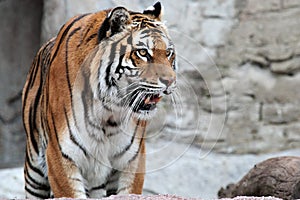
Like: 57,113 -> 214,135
218,156 -> 300,200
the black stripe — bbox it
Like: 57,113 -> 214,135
40,116 -> 48,147
25,42 -> 53,153
113,119 -> 140,158
141,22 -> 157,29
50,111 -> 60,146
85,187 -> 90,197
25,176 -> 50,191
91,184 -> 105,191
51,112 -> 76,163
70,177 -> 82,182
119,44 -> 127,56
116,55 -> 125,80
131,15 -> 145,21
106,131 -> 119,137
142,28 -> 163,35
28,56 -> 40,89
107,118 -> 118,127
25,147 -> 45,179
50,14 -> 89,66
105,62 -> 113,87
25,167 -> 50,191
65,26 -> 81,97
39,41 -> 54,119
78,21 -> 94,47
27,39 -> 52,90
106,188 -> 117,196
136,41 -> 146,47
29,44 -> 51,154
64,107 -> 88,156
61,150 -> 76,163
115,44 -> 127,80
85,33 -> 97,44
127,33 -> 133,45
130,50 -> 137,68
129,124 -> 146,163
93,169 -> 118,195
28,108 -> 39,153
25,186 -> 50,199
106,177 -> 119,186
97,57 -> 103,100
81,78 -> 102,131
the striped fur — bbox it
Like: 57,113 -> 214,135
22,2 -> 176,199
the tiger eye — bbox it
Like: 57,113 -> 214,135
138,49 -> 148,57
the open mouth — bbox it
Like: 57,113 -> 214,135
129,91 -> 162,113
138,93 -> 162,112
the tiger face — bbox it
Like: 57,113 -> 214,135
96,5 -> 177,118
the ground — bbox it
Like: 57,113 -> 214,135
1,140 -> 299,199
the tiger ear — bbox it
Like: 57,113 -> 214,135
98,7 -> 131,42
143,1 -> 164,21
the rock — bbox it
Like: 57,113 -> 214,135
261,45 -> 293,62
283,0 -> 300,8
201,0 -> 237,18
270,57 -> 300,74
243,0 -> 281,14
244,53 -> 269,67
262,103 -> 300,124
201,18 -> 236,47
0,0 -> 43,168
218,156 -> 300,200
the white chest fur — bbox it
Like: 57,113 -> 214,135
60,113 -> 142,192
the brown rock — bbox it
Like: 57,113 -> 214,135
218,156 -> 300,200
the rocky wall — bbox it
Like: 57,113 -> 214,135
0,0 -> 43,168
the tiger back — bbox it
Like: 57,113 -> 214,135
22,2 -> 177,199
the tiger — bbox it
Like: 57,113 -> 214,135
22,1 -> 177,199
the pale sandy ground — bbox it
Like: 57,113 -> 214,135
1,141 -> 299,199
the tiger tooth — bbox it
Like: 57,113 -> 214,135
145,96 -> 150,104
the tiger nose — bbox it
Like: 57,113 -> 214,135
159,76 -> 175,87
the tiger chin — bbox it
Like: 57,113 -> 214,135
22,1 -> 177,199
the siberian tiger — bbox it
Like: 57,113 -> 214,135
22,2 -> 177,199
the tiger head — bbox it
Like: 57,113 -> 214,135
94,2 -> 177,119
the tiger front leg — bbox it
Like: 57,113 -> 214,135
115,141 -> 146,195
46,144 -> 87,198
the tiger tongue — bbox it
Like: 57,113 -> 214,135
144,95 -> 162,104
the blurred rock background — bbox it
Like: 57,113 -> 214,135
0,0 -> 300,199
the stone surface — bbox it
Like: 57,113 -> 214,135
201,18 -> 236,47
1,141 -> 299,199
215,0 -> 300,154
201,0 -> 237,18
0,0 -> 43,168
243,0 -> 281,14
270,57 -> 300,74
